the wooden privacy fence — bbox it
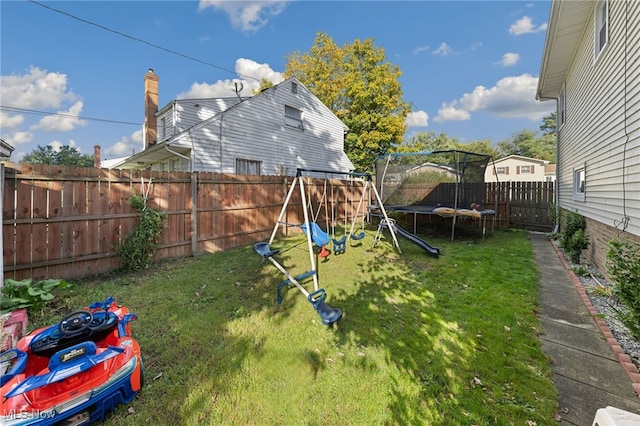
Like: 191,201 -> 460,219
2,164 -> 555,282
488,181 -> 556,232
2,164 -> 370,282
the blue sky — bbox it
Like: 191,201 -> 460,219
1,0 -> 555,163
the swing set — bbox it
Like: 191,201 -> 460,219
253,168 -> 400,326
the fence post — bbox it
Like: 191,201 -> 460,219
191,172 -> 198,255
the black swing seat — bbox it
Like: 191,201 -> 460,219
308,289 -> 342,326
253,242 -> 280,258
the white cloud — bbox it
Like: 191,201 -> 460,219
32,101 -> 87,132
412,45 -> 429,55
509,16 -> 548,35
434,101 -> 470,122
104,129 -> 144,159
432,42 -> 453,56
198,0 -> 288,32
3,130 -> 33,146
0,111 -> 24,129
177,58 -> 284,99
0,66 -> 76,109
435,74 -> 554,122
500,52 -> 521,67
406,110 -> 429,127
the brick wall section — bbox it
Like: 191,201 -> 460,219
583,217 -> 640,281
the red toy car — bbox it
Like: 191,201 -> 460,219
0,297 -> 143,425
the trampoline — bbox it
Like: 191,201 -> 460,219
374,150 -> 498,240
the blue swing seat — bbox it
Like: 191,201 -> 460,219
308,289 -> 342,326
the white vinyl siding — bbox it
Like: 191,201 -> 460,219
556,0 -> 640,236
164,78 -> 354,176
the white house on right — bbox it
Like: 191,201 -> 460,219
536,0 -> 640,273
485,155 -> 551,183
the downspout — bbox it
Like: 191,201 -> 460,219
553,109 -> 560,234
536,94 -> 560,234
164,144 -> 192,172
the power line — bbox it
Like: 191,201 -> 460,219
1,106 -> 141,126
26,0 -> 261,83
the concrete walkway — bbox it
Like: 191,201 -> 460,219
530,232 -> 640,425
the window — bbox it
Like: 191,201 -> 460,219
496,167 -> 506,174
159,117 -> 166,139
558,86 -> 566,127
284,105 -> 304,130
170,159 -> 181,172
516,166 -> 535,175
291,82 -> 298,94
595,0 -> 608,59
574,167 -> 585,201
236,158 -> 261,176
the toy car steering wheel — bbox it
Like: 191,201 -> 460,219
58,310 -> 94,335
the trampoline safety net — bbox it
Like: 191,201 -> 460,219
374,150 -> 492,210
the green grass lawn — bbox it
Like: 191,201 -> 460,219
31,227 -> 558,425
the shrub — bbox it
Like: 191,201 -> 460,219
560,210 -> 585,250
607,238 -> 640,326
117,194 -> 167,271
1,278 -> 72,314
566,228 -> 589,263
560,211 -> 588,263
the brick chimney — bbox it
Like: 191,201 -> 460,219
94,145 -> 100,168
144,69 -> 159,149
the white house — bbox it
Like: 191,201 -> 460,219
485,155 -> 551,183
0,139 -> 14,159
109,70 -> 354,176
536,0 -> 640,271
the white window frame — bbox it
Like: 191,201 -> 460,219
496,167 -> 506,175
558,86 -> 566,128
236,158 -> 261,176
573,167 -> 586,201
520,165 -> 532,174
284,105 -> 304,130
594,0 -> 608,60
159,117 -> 166,140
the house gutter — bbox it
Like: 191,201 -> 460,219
164,143 -> 192,172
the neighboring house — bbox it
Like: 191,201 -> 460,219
485,155 -> 551,183
0,139 -> 14,159
536,0 -> 640,272
108,70 -> 354,175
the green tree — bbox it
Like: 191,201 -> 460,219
495,113 -> 556,162
540,112 -> 557,135
253,78 -> 274,94
395,132 -> 459,153
285,32 -> 411,172
23,145 -> 94,167
396,132 -> 498,159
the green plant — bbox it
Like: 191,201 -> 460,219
566,228 -> 589,263
607,238 -> 640,326
571,265 -> 589,277
560,210 -> 585,251
1,278 -> 72,314
116,194 -> 167,271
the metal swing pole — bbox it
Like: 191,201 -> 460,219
347,179 -> 367,239
298,174 -> 320,292
370,180 -> 402,254
269,176 -> 299,245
